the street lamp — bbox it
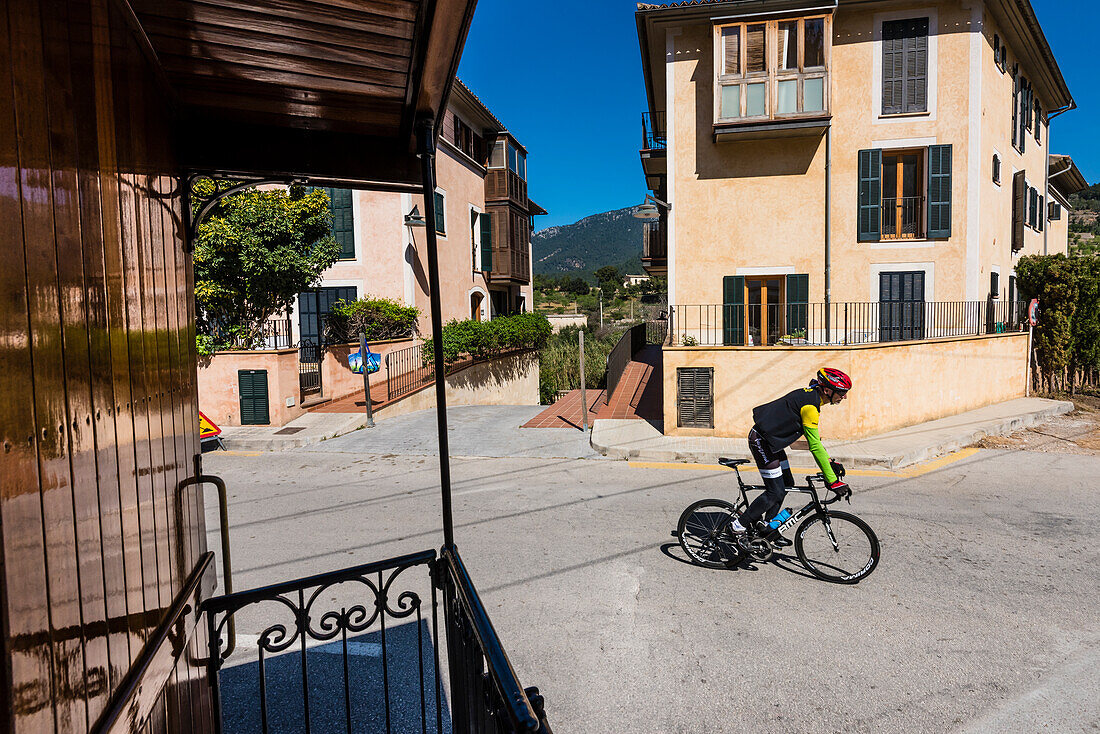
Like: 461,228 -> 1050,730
632,193 -> 671,220
404,205 -> 427,227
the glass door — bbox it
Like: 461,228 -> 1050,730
745,277 -> 784,346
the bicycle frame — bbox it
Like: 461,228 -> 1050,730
724,463 -> 844,541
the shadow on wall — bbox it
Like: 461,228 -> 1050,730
685,30 -> 820,180
446,350 -> 536,392
218,619 -> 450,734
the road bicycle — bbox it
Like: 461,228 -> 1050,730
674,457 -> 880,583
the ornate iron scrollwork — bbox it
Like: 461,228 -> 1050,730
182,173 -> 304,253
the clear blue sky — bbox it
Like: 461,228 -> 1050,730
457,0 -> 1098,230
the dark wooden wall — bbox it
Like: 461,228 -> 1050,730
0,0 -> 214,731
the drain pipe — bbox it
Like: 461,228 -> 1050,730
1043,102 -> 1076,256
417,118 -> 455,550
824,126 -> 832,343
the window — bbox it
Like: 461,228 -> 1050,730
1038,195 -> 1044,232
993,34 -> 1001,70
1000,46 -> 1007,71
857,145 -> 952,242
1049,200 -> 1062,221
882,18 -> 929,115
434,190 -> 446,235
1034,102 -> 1042,144
489,140 -> 505,168
1013,73 -> 1031,153
990,271 -> 1000,299
491,139 -> 527,181
676,368 -> 713,428
1028,186 -> 1038,230
715,15 -> 829,123
1012,171 -> 1026,251
447,111 -> 485,162
318,187 -> 355,260
992,153 -> 1001,185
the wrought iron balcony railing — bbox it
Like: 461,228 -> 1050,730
881,196 -> 925,240
201,546 -> 551,734
666,300 -> 1027,347
642,111 -> 666,151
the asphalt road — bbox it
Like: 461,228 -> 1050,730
204,411 -> 1100,733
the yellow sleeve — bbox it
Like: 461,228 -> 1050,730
800,404 -> 837,484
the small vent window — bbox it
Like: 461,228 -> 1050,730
677,368 -> 714,429
992,154 -> 1001,185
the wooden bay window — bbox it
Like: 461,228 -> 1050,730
715,15 -> 830,124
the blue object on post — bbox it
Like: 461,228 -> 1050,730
348,345 -> 381,374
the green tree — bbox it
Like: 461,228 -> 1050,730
193,182 -> 340,342
594,265 -> 622,296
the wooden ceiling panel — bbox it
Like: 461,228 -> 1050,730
140,18 -> 410,72
158,55 -> 406,98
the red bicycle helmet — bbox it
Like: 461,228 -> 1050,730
816,367 -> 852,392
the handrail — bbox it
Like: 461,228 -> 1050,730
177,471 -> 234,655
441,545 -> 544,732
606,323 -> 646,401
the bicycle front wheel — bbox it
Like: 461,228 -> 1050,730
676,499 -> 742,569
794,510 -> 880,584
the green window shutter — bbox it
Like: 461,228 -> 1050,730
722,275 -> 745,346
325,188 -> 355,259
927,144 -> 952,238
1012,171 -> 1026,251
238,370 -> 270,426
785,274 -> 809,335
858,148 -> 882,242
677,368 -> 713,429
480,212 -> 493,272
434,191 -> 445,234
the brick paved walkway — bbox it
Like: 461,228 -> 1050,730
522,345 -> 662,429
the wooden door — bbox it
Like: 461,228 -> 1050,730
744,277 -> 784,346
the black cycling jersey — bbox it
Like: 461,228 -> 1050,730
751,387 -> 838,485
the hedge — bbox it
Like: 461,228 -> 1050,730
421,312 -> 552,365
325,297 -> 420,343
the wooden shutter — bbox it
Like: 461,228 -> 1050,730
858,148 -> 882,241
990,271 -> 999,298
746,24 -> 765,73
1011,71 -> 1019,149
238,370 -> 270,425
1038,195 -> 1045,231
785,274 -> 809,335
482,212 -> 495,271
1012,171 -> 1026,251
927,144 -> 952,238
722,275 -> 744,346
1028,187 -> 1038,229
882,18 -> 927,114
677,368 -> 714,429
326,188 -> 355,259
434,191 -> 445,234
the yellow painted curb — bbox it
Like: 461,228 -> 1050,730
628,447 -> 980,479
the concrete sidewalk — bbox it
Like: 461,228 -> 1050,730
590,397 -> 1074,470
219,412 -> 370,451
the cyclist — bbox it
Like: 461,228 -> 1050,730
729,368 -> 852,543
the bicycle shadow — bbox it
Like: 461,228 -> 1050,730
660,541 -> 820,582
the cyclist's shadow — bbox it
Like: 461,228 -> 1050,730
659,542 -> 820,581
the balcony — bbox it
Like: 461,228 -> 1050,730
882,196 -> 925,240
641,220 -> 667,276
486,168 -> 527,208
486,203 -> 531,285
640,112 -> 667,191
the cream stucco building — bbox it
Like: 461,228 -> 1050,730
634,0 -> 1088,437
291,79 -> 544,346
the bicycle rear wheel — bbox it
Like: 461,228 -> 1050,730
676,499 -> 743,569
794,510 -> 879,584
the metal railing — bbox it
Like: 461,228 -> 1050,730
299,339 -> 323,396
385,342 -> 434,402
881,196 -> 924,240
667,300 -> 1027,347
201,547 -> 550,734
206,318 -> 295,350
606,324 -> 647,401
646,319 -> 668,347
641,111 -> 666,151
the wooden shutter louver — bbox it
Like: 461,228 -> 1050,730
238,370 -> 270,425
480,213 -> 493,272
1012,171 -> 1026,251
786,274 -> 809,335
434,191 -> 445,234
858,148 -> 882,241
746,24 -> 765,73
882,18 -> 928,115
722,275 -> 745,345
677,368 -> 714,429
927,144 -> 952,238
327,188 -> 355,259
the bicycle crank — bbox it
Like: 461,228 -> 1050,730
739,537 -> 772,562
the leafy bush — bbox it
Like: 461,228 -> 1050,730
325,297 -> 420,343
421,312 -> 552,366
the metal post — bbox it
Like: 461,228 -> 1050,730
824,125 -> 832,344
598,288 -> 603,329
579,330 -> 588,432
358,331 -> 375,428
314,287 -> 324,397
1026,321 -> 1033,397
418,119 -> 455,550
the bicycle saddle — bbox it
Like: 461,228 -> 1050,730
718,457 -> 750,467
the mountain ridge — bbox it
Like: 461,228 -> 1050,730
531,206 -> 645,279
